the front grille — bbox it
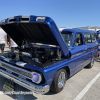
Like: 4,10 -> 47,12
0,61 -> 32,80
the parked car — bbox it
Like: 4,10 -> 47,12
0,15 -> 99,94
97,31 -> 100,56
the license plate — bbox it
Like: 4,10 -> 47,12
3,80 -> 15,94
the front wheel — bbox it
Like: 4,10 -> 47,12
50,68 -> 67,93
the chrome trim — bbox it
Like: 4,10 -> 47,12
0,69 -> 50,94
8,17 -> 16,23
0,65 -> 31,80
16,61 -> 27,67
31,72 -> 42,84
4,58 -> 12,62
0,69 -> 34,86
36,17 -> 45,21
0,60 -> 32,78
20,16 -> 30,22
58,72 -> 66,88
91,57 -> 94,67
4,57 -> 28,68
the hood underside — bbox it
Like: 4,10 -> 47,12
1,23 -> 58,46
0,15 -> 69,56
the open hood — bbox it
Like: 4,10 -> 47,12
0,15 -> 69,56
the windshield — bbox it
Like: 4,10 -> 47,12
98,33 -> 100,40
61,31 -> 73,47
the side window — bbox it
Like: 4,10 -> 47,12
84,34 -> 91,44
91,34 -> 97,43
98,34 -> 100,40
74,33 -> 83,46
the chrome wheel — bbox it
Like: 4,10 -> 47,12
58,72 -> 66,88
50,68 -> 67,93
91,57 -> 94,67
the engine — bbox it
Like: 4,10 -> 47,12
3,46 -> 63,67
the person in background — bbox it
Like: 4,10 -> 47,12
0,27 -> 7,55
10,39 -> 18,52
7,34 -> 10,47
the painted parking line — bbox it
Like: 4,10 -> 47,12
74,72 -> 100,100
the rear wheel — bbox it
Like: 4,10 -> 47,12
86,57 -> 94,68
50,68 -> 67,93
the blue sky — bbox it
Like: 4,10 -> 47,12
0,0 -> 100,28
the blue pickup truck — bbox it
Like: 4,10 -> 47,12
0,15 -> 99,94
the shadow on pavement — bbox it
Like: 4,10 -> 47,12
44,91 -> 55,95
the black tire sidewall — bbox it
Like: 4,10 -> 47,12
51,68 -> 67,93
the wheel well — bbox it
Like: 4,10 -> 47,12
50,66 -> 70,87
62,66 -> 70,79
57,66 -> 70,79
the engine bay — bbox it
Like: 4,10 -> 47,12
3,44 -> 65,68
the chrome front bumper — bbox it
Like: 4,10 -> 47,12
0,61 -> 50,94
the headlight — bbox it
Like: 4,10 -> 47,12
31,72 -> 42,84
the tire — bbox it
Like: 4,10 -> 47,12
50,68 -> 67,93
86,56 -> 94,68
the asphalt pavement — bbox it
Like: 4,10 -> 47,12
0,45 -> 100,100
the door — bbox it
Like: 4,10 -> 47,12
70,33 -> 88,74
